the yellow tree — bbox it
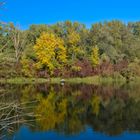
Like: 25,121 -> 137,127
67,31 -> 81,60
34,32 -> 67,75
91,46 -> 100,67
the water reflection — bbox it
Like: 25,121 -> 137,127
0,83 -> 140,139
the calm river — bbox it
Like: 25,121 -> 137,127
0,82 -> 140,140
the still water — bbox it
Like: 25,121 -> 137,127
0,82 -> 140,140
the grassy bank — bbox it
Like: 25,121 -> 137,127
0,76 -> 129,85
65,76 -> 126,85
0,78 -> 49,84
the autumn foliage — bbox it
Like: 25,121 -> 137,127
1,20 -> 138,79
34,32 -> 67,75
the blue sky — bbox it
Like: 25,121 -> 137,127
1,0 -> 140,28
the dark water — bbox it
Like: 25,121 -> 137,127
0,82 -> 140,140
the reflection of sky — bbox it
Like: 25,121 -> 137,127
8,126 -> 140,140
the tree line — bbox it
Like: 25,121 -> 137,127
0,20 -> 140,79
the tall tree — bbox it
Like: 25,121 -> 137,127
34,32 -> 67,75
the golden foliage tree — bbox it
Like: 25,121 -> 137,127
34,32 -> 67,75
91,46 -> 100,67
67,31 -> 81,60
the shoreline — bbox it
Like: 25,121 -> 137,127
0,76 -> 132,84
0,76 -> 139,85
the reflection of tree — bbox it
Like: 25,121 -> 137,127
35,88 -> 87,135
1,83 -> 140,137
34,87 -> 109,135
34,84 -> 140,136
91,95 -> 101,116
35,89 -> 68,131
87,98 -> 140,136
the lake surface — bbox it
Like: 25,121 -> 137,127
0,82 -> 140,140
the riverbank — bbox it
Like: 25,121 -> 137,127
0,75 -> 131,85
0,76 -> 140,85
0,78 -> 49,84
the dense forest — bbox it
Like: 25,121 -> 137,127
0,21 -> 140,80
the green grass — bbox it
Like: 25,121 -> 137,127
0,77 -> 49,84
0,76 -> 127,85
64,76 -> 126,85
64,76 -> 101,84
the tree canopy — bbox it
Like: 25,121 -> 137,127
0,20 -> 140,79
